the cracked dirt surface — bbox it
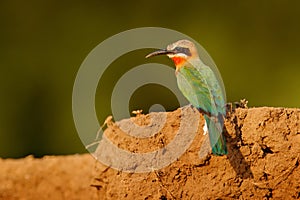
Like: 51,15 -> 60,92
93,107 -> 300,199
0,107 -> 299,199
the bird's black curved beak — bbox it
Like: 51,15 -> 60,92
145,49 -> 176,58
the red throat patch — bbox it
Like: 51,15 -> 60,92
171,56 -> 186,67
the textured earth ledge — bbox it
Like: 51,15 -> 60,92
1,107 -> 300,199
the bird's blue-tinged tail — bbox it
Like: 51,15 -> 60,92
204,115 -> 228,155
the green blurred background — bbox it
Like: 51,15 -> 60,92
1,1 -> 299,158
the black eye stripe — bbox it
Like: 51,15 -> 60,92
174,47 -> 192,56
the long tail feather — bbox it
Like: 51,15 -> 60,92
204,114 -> 228,155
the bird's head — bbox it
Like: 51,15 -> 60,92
146,39 -> 199,69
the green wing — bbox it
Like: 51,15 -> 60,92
176,62 -> 225,116
176,60 -> 227,155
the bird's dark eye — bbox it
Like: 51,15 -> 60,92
174,47 -> 191,56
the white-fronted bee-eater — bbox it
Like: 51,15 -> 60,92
146,39 -> 228,155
